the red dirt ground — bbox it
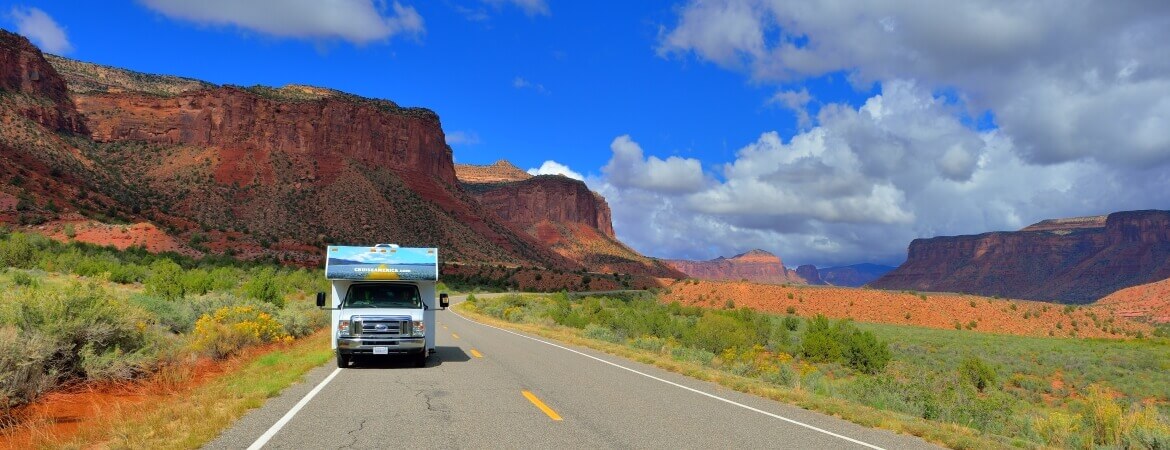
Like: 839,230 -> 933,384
1095,277 -> 1170,324
39,219 -> 193,255
0,336 -> 304,448
661,280 -> 1151,339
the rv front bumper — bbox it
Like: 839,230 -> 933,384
337,337 -> 425,354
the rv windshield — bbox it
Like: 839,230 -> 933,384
343,284 -> 422,309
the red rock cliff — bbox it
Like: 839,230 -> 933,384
0,30 -> 85,133
455,161 -> 615,238
666,249 -> 805,284
73,87 -> 455,187
871,210 -> 1170,303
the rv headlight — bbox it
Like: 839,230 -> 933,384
411,320 -> 425,337
338,320 -> 351,337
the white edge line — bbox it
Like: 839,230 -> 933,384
247,367 -> 343,450
449,305 -> 886,450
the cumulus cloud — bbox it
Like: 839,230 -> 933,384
9,6 -> 72,54
602,135 -> 707,193
527,161 -> 583,181
139,0 -> 424,44
483,0 -> 550,17
445,130 -> 481,146
594,82 -> 1170,266
658,0 -> 1170,169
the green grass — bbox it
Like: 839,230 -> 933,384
857,321 -> 1170,409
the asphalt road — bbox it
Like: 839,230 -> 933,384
206,295 -> 939,449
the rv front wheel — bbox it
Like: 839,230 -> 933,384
336,352 -> 350,368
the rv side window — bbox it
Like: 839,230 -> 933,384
343,284 -> 422,309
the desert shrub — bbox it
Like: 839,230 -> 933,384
959,355 -> 997,392
1121,403 -> 1170,449
109,263 -> 147,284
243,267 -> 284,307
762,362 -> 798,387
275,299 -> 329,338
191,305 -> 292,359
0,282 -> 156,384
801,315 -> 845,362
583,323 -> 622,343
1080,384 -> 1123,447
802,315 -> 891,373
145,259 -> 185,300
630,335 -> 668,353
685,312 -> 754,354
845,329 -> 891,374
181,269 -> 215,296
11,271 -> 38,287
670,346 -> 716,365
131,293 -> 197,334
0,232 -> 46,269
1032,411 -> 1083,448
0,326 -> 56,419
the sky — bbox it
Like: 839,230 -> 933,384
3,1 -> 1169,268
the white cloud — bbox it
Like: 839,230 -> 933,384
512,76 -> 549,94
767,88 -> 812,128
658,0 -> 1170,169
139,0 -> 424,44
596,82 -> 1170,267
483,0 -> 550,17
602,135 -> 707,193
527,161 -> 583,181
445,130 -> 481,146
10,6 -> 72,54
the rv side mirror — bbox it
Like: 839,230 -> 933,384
316,292 -> 326,308
439,293 -> 450,309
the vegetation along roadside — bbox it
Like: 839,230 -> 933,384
0,230 -> 330,446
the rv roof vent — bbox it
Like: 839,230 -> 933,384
374,244 -> 400,248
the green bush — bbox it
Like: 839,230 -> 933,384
845,329 -> 891,375
11,271 -> 39,287
802,315 -> 891,373
959,355 -> 997,392
583,323 -> 622,343
146,259 -> 185,300
243,267 -> 284,307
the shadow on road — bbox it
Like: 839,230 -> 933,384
348,346 -> 470,369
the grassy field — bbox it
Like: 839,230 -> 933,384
462,292 -> 1170,449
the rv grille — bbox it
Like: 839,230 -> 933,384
355,316 -> 412,337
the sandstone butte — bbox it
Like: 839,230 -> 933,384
455,161 -> 683,278
665,249 -> 805,284
796,263 -> 895,288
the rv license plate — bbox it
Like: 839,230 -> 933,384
373,347 -> 389,355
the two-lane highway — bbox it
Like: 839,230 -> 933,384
206,296 -> 939,449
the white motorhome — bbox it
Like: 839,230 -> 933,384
316,244 -> 449,368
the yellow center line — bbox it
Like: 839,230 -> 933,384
522,391 -> 563,421
451,333 -> 460,339
470,349 -> 483,358
442,325 -> 448,330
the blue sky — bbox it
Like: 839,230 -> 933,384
5,1 -> 1169,267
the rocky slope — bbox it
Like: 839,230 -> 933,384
455,161 -> 680,277
871,210 -> 1170,303
666,249 -> 804,284
1096,277 -> 1170,324
0,31 -> 578,268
